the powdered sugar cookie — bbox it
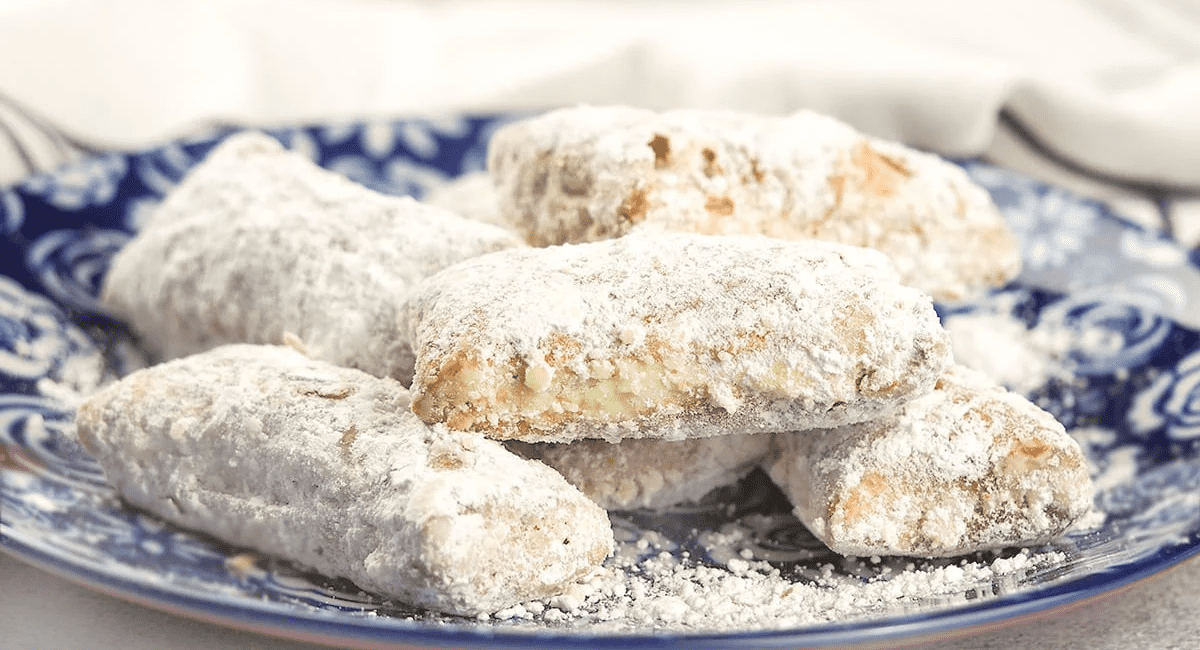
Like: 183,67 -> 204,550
510,433 -> 772,510
765,365 -> 1094,558
75,344 -> 613,616
489,105 -> 1018,300
102,132 -> 524,385
424,171 -> 518,234
405,232 -> 952,442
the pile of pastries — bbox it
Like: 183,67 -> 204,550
79,106 -> 1093,618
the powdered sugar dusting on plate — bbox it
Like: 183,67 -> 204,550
942,289 -> 1120,395
487,516 -> 1069,632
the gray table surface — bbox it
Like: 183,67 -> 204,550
2,549 -> 1197,650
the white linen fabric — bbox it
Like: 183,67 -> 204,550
0,0 -> 1197,231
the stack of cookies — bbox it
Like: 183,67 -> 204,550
81,107 -> 1094,617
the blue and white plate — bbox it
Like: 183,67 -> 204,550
2,115 -> 1198,649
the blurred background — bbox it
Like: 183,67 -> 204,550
1,0 -> 1198,240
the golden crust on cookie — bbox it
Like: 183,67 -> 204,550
404,233 -> 952,442
488,105 -> 1019,300
765,365 -> 1094,558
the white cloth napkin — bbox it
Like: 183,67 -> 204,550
1,0 -> 1198,239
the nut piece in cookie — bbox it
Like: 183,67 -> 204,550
765,365 -> 1094,557
75,344 -> 613,617
488,105 -> 1019,300
405,233 -> 952,442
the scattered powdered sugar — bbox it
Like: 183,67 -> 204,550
35,336 -> 147,410
943,291 -> 1122,395
489,518 -> 1068,632
1073,430 -> 1142,493
482,289 -> 1116,633
945,311 -> 1071,394
35,355 -> 105,408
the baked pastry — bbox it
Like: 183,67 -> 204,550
75,344 -> 614,616
510,433 -> 772,510
101,132 -> 524,385
423,171 -> 516,234
488,105 -> 1019,300
765,365 -> 1094,557
405,232 -> 952,442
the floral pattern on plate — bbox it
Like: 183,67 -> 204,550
1,116 -> 1198,649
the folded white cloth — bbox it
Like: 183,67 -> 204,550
1,0 -> 1197,239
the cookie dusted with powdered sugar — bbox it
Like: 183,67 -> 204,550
765,365 -> 1094,558
405,233 -> 952,443
102,132 -> 524,385
424,171 -> 517,233
509,434 -> 772,510
75,344 -> 613,617
488,105 -> 1019,301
